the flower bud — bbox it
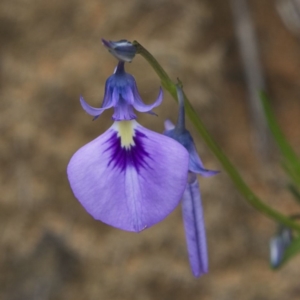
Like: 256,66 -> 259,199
102,39 -> 136,62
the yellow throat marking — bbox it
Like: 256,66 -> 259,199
116,120 -> 135,149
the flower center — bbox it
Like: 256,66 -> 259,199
114,120 -> 136,149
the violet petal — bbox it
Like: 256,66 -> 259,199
67,120 -> 189,232
182,174 -> 208,277
164,120 -> 218,177
188,142 -> 219,177
132,84 -> 163,113
80,95 -> 114,118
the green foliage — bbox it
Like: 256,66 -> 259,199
260,91 -> 300,268
260,91 -> 300,187
287,184 -> 300,205
274,235 -> 300,269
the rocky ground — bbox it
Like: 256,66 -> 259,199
1,0 -> 300,299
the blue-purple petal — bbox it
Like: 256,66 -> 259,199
112,100 -> 136,120
80,95 -> 113,118
101,80 -> 114,108
132,84 -> 163,113
121,85 -> 135,105
67,120 -> 189,232
164,120 -> 218,176
188,142 -> 219,177
182,173 -> 208,277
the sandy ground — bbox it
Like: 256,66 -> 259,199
1,0 -> 300,299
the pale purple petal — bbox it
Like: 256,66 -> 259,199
67,120 -> 189,232
182,173 -> 208,277
132,84 -> 163,113
80,95 -> 112,118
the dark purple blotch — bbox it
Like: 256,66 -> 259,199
105,130 -> 152,173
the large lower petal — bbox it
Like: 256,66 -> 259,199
67,120 -> 189,232
182,173 -> 208,277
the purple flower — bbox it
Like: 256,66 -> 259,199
68,120 -> 189,232
80,61 -> 162,121
67,65 -> 189,232
164,85 -> 218,277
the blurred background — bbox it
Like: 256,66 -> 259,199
1,0 -> 300,299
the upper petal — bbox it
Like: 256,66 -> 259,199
80,76 -> 118,118
131,83 -> 163,113
80,96 -> 108,117
67,120 -> 189,232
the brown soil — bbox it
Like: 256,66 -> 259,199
1,0 -> 300,299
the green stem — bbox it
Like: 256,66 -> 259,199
133,40 -> 300,232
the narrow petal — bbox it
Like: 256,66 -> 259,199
80,78 -> 116,118
188,142 -> 219,177
67,120 -> 189,232
132,84 -> 163,113
182,174 -> 208,277
80,95 -> 112,118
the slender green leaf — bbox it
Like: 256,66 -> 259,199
283,161 -> 300,188
288,184 -> 300,205
274,236 -> 300,268
260,91 -> 300,186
